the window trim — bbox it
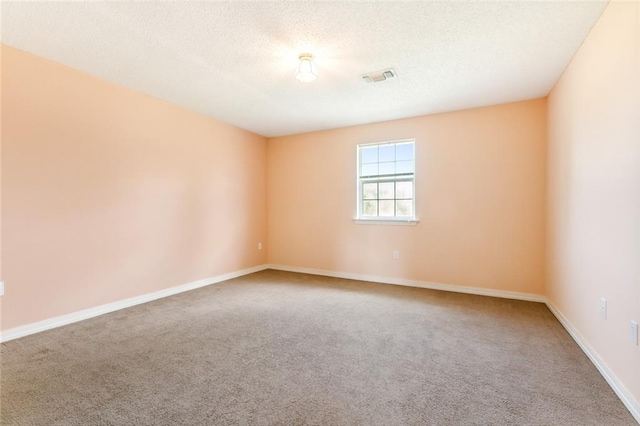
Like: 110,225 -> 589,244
355,138 -> 417,223
353,218 -> 420,225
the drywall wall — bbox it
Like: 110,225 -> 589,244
267,99 -> 546,296
1,45 -> 268,330
0,47 -> 3,332
547,0 -> 639,406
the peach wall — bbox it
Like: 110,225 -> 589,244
547,0 -> 640,405
1,45 -> 267,331
1,46 -> 3,333
267,99 -> 547,295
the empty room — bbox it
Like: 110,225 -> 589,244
1,0 -> 638,424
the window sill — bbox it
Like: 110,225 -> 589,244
353,218 -> 419,226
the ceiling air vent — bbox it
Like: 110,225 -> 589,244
361,68 -> 397,83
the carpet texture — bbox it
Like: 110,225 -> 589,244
1,270 -> 636,425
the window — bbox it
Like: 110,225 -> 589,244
357,139 -> 415,221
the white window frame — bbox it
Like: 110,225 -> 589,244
355,139 -> 418,225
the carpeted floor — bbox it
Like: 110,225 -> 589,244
1,270 -> 636,425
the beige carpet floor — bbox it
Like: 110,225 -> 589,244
1,270 -> 636,425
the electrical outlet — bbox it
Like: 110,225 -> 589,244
393,250 -> 400,259
0,281 -> 4,296
599,298 -> 607,319
257,242 -> 262,250
630,321 -> 638,346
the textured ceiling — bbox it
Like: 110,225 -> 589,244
1,1 -> 608,137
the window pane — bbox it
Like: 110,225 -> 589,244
379,182 -> 394,199
396,181 -> 413,199
379,162 -> 395,175
396,160 -> 414,174
396,143 -> 413,161
396,200 -> 413,216
357,140 -> 415,220
362,183 -> 377,200
379,144 -> 395,162
363,200 -> 377,216
379,200 -> 394,216
361,163 -> 378,177
360,146 -> 378,164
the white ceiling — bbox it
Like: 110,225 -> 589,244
1,1 -> 608,137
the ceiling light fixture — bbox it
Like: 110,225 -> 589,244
295,53 -> 318,82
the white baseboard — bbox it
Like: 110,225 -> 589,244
545,300 -> 640,424
0,265 -> 544,344
266,264 -> 547,303
0,264 -> 268,343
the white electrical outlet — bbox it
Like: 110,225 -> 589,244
630,321 -> 638,346
393,250 -> 400,259
599,298 -> 607,319
258,242 -> 262,250
0,281 -> 4,296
